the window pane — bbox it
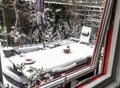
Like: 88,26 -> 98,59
0,0 -> 105,87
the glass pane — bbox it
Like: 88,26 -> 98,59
0,0 -> 105,87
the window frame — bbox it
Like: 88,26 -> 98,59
83,0 -> 120,87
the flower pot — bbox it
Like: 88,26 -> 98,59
63,48 -> 70,54
3,47 -> 15,57
24,58 -> 35,65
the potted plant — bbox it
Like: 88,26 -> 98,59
63,45 -> 70,54
3,47 -> 15,57
0,26 -> 15,57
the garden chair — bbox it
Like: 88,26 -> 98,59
79,26 -> 92,45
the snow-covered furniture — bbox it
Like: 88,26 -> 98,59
0,47 -> 29,88
7,42 -> 94,80
19,46 -> 40,53
2,66 -> 29,88
79,26 -> 92,44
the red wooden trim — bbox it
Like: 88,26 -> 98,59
103,28 -> 113,74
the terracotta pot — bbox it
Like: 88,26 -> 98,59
24,58 -> 35,65
63,48 -> 70,54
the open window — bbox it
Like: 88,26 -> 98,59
0,0 -> 116,88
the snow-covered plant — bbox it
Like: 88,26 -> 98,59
14,63 -> 25,73
0,26 -> 8,47
27,66 -> 43,81
8,28 -> 30,46
26,66 -> 54,87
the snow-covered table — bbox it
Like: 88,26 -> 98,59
4,43 -> 94,79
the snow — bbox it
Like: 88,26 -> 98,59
3,47 -> 14,50
79,26 -> 92,44
4,42 -> 93,79
55,9 -> 61,12
81,28 -> 89,35
1,41 -> 94,80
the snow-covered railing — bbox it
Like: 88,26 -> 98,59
20,0 -> 103,9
